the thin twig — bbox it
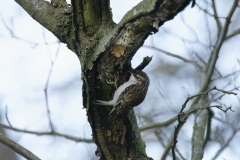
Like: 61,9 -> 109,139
160,86 -> 237,160
188,1 -> 240,154
212,70 -> 240,81
139,116 -> 177,131
175,146 -> 186,160
211,117 -> 240,159
195,2 -> 225,20
180,86 -> 237,113
134,56 -> 152,71
144,45 -> 203,71
0,123 -> 93,143
225,28 -> 240,40
0,13 -> 58,46
212,0 -> 222,35
140,85 -> 239,132
5,105 -> 12,127
43,37 -> 61,131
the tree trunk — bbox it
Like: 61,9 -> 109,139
14,0 -> 193,159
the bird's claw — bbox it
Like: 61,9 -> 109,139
106,73 -> 119,89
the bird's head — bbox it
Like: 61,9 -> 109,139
128,70 -> 149,85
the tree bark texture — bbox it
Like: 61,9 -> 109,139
14,0 -> 193,159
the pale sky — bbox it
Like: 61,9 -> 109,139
0,0 -> 239,160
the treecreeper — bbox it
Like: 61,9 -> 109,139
94,70 -> 149,115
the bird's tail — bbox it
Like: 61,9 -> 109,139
93,100 -> 113,106
109,108 -> 116,115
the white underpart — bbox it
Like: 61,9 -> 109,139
110,73 -> 138,105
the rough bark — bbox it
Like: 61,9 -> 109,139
14,0 -> 193,159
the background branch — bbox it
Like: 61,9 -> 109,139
161,86 -> 236,160
0,123 -> 93,143
0,133 -> 40,160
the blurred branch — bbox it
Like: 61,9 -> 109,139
140,85 -> 237,132
212,70 -> 240,81
189,2 -> 239,158
44,40 -> 61,131
0,13 -> 37,46
144,45 -> 203,71
211,117 -> 240,159
204,0 -> 238,89
196,3 -> 225,19
139,116 -> 177,131
0,123 -> 93,143
175,147 -> 186,160
0,13 -> 59,46
153,129 -> 166,149
180,13 -> 201,48
5,106 -> 12,127
188,0 -> 238,114
161,27 -> 208,48
1,37 -> 93,143
15,0 -> 71,43
211,0 -> 222,35
0,133 -> 40,160
141,116 -> 180,159
225,28 -> 240,40
181,86 -> 236,113
160,86 -> 236,160
194,52 -> 207,66
0,13 -> 14,36
212,129 -> 237,159
203,4 -> 213,49
153,129 -> 181,160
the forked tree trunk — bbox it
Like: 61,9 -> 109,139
15,0 -> 193,159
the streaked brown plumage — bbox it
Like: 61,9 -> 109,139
94,70 -> 149,115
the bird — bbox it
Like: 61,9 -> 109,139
94,70 -> 149,115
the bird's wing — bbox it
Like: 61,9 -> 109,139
109,84 -> 136,115
116,84 -> 135,105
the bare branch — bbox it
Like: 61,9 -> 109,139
140,85 -> 237,133
212,70 -> 240,81
0,13 -> 59,46
134,56 -> 153,71
211,117 -> 240,159
144,45 -> 203,71
43,39 -> 61,131
204,0 -> 238,87
160,86 -> 236,160
161,134 -> 174,160
188,2 -> 240,156
5,105 -> 12,127
0,123 -> 93,143
195,2 -> 225,22
14,0 -> 72,43
0,133 -> 41,160
225,28 -> 240,40
139,116 -> 178,131
175,147 -> 186,160
212,0 -> 222,35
